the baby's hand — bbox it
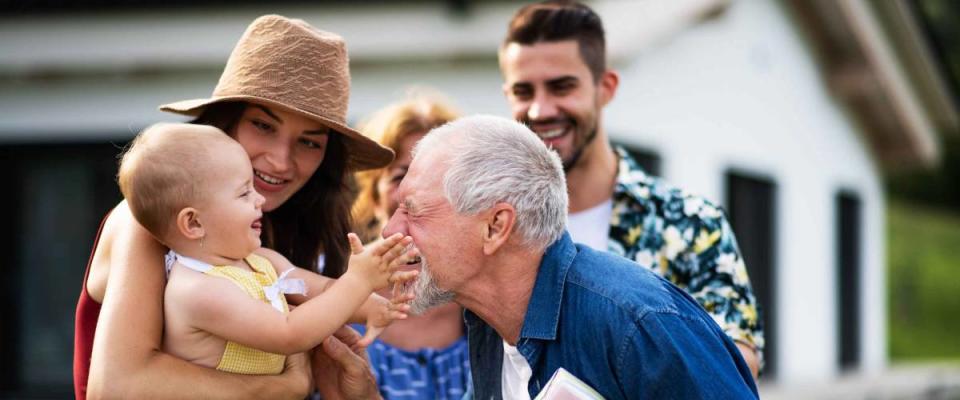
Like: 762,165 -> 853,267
390,267 -> 419,304
357,295 -> 412,347
346,233 -> 416,291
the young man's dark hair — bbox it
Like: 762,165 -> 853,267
503,0 -> 606,82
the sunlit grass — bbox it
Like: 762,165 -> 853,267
887,200 -> 960,362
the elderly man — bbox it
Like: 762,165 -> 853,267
382,115 -> 757,399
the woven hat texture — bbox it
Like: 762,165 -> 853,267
160,14 -> 393,170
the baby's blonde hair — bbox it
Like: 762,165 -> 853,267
117,122 -> 236,240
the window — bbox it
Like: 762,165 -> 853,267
836,191 -> 862,370
0,142 -> 123,397
613,141 -> 662,176
725,171 -> 778,378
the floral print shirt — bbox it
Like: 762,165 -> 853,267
606,147 -> 764,356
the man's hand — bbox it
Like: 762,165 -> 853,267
313,325 -> 382,400
280,352 -> 314,399
735,342 -> 760,380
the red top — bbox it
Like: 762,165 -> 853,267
73,213 -> 110,400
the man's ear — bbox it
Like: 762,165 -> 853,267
483,202 -> 516,256
501,81 -> 512,100
598,69 -> 620,106
176,207 -> 205,240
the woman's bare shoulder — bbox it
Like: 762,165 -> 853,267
87,200 -> 164,302
87,201 -> 127,302
98,200 -> 139,245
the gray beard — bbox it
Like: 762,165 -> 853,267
408,258 -> 455,315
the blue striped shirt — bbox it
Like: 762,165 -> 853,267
355,326 -> 472,400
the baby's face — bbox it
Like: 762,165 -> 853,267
195,142 -> 266,259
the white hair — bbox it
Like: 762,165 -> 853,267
414,115 -> 568,250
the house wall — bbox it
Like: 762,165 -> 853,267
603,0 -> 885,382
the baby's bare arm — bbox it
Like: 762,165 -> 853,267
179,235 -> 415,355
88,203 -> 310,400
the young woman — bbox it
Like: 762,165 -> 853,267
352,93 -> 471,399
74,15 -> 390,399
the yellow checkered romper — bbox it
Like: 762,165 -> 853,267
167,251 -> 293,375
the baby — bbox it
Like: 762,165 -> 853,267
117,122 -> 417,374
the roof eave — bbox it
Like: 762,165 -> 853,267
788,0 -> 954,170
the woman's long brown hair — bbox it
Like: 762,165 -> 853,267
191,101 -> 350,277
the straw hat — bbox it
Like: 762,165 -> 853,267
159,14 -> 393,170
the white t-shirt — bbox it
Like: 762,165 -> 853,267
502,341 -> 532,400
566,198 -> 613,251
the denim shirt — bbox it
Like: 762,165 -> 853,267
465,232 -> 758,400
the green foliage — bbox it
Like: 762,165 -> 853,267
886,136 -> 960,210
888,1 -> 960,361
915,0 -> 960,107
890,0 -> 960,211
887,201 -> 960,361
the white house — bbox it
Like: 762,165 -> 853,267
0,0 -> 954,397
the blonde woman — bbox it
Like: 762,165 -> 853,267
352,93 -> 471,399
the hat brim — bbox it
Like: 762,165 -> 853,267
159,95 -> 394,171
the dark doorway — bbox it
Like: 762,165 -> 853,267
614,142 -> 662,177
836,191 -> 862,370
725,171 -> 777,379
0,141 -> 125,398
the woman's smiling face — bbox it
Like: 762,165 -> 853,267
231,103 -> 330,211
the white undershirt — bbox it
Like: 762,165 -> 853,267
566,198 -> 613,251
502,341 -> 533,400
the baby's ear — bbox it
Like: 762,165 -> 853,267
176,207 -> 205,240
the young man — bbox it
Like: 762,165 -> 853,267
382,115 -> 758,399
498,1 -> 763,376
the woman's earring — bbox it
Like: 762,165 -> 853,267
200,235 -> 205,249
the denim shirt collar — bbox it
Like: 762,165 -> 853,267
464,232 -> 578,399
519,231 -> 577,341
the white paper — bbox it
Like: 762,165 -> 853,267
533,368 -> 605,400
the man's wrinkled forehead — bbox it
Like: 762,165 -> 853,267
397,149 -> 448,202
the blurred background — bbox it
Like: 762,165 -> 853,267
0,0 -> 957,398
